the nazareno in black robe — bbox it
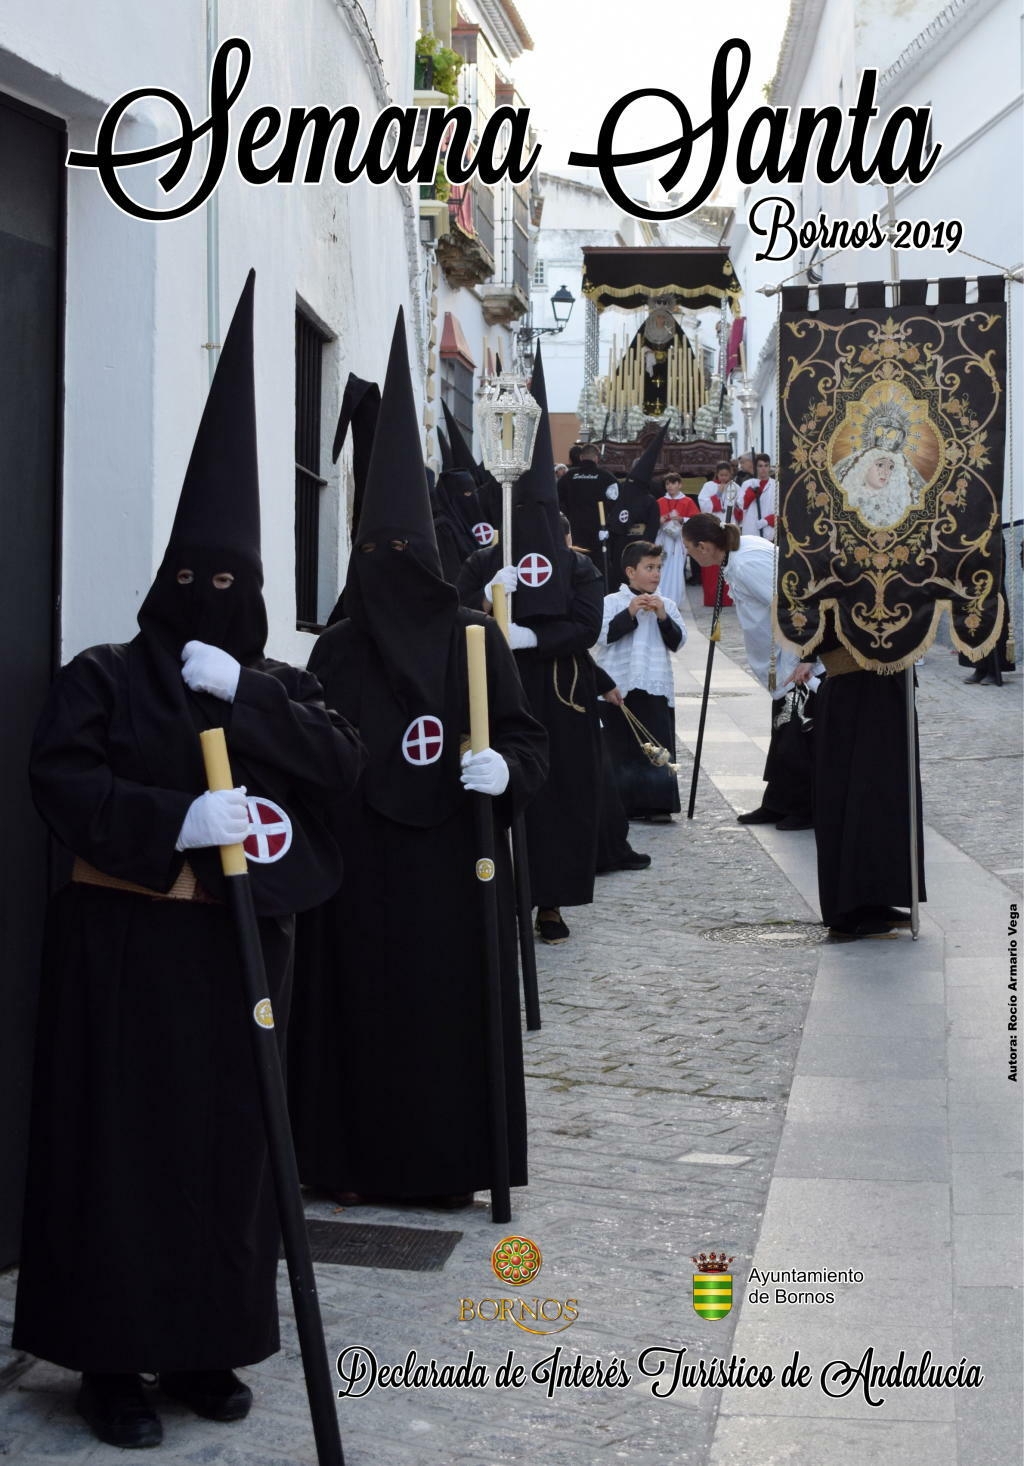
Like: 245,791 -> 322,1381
287,611 -> 547,1197
13,269 -> 365,1375
812,632 -> 926,929
13,642 -> 363,1372
458,547 -> 604,909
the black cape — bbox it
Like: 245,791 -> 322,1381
606,482 -> 661,581
458,548 -> 604,909
288,611 -> 548,1197
13,643 -> 363,1371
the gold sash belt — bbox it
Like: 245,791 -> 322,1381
820,648 -> 862,677
71,857 -> 219,904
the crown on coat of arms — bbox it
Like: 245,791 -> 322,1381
691,1252 -> 735,1273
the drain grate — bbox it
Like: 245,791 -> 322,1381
700,921 -> 826,947
301,1220 -> 462,1272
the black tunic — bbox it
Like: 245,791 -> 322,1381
288,612 -> 547,1197
458,550 -> 604,910
13,644 -> 363,1373
813,664 -> 926,928
559,463 -> 619,579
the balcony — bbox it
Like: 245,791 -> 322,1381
436,179 -> 496,289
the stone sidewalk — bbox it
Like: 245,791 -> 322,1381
0,593 -> 1020,1466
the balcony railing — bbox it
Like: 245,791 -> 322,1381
447,177 -> 495,260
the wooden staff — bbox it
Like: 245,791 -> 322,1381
492,584 -> 541,1032
465,626 -> 513,1222
686,502 -> 735,820
199,729 -> 344,1466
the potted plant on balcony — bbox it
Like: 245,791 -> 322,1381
414,34 -> 463,104
419,162 -> 451,203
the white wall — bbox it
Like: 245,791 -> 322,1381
1,0 -> 422,667
727,0 -> 1023,497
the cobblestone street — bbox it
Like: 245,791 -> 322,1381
1,585 -> 1020,1466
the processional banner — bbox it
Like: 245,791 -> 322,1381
774,278 -> 1007,671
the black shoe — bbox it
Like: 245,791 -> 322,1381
737,806 -> 783,825
775,813 -> 814,831
423,1192 -> 476,1210
77,1374 -> 163,1449
645,812 -> 673,824
863,905 -> 913,927
535,914 -> 570,944
828,918 -> 900,941
616,849 -> 652,870
963,671 -> 989,685
160,1370 -> 252,1422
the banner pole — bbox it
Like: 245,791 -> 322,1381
887,185 -> 921,941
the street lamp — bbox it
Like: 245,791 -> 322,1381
514,284 -> 576,369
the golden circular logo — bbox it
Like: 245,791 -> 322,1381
491,1235 -> 542,1287
475,858 -> 495,882
253,998 -> 275,1029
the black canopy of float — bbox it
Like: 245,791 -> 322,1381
581,246 -> 741,314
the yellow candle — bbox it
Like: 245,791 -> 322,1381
598,501 -> 606,527
502,411 -> 514,452
466,625 -> 490,753
491,583 -> 511,642
199,728 -> 247,876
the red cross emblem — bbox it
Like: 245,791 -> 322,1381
517,553 -> 552,587
472,521 -> 496,545
618,508 -> 630,524
243,796 -> 293,864
402,715 -> 444,766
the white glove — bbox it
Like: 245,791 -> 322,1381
598,529 -> 610,542
508,622 -> 538,650
176,787 -> 250,851
181,640 -> 241,702
487,565 -> 520,600
460,748 -> 510,797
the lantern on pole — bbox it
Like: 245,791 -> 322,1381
476,373 -> 542,572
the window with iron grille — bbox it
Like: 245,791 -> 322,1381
512,184 -> 530,299
295,309 -> 329,629
441,358 -> 474,453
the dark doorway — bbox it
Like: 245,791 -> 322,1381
0,94 -> 64,1265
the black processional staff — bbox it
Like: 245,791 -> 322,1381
465,625 -> 513,1224
597,499 -> 611,593
687,486 -> 737,820
199,729 -> 345,1466
491,583 -> 541,1032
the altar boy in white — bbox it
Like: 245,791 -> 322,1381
595,542 -> 687,823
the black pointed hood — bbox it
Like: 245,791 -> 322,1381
511,344 -> 574,621
332,371 -> 381,534
626,421 -> 670,488
139,268 -> 267,662
352,310 -> 441,565
341,308 -> 462,828
442,398 -> 502,525
437,427 -> 453,472
441,400 -> 477,475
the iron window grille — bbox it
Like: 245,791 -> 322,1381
295,309 -> 329,630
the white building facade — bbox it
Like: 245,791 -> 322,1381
726,0 -> 1022,502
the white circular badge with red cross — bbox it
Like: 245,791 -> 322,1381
473,521 -> 497,546
244,796 -> 293,864
402,715 -> 444,766
517,553 -> 552,588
